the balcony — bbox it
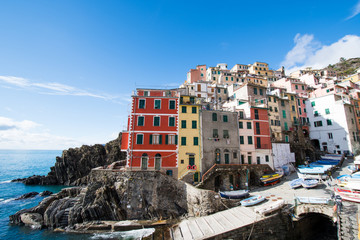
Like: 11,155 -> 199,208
255,144 -> 270,149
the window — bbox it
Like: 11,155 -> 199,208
284,122 -> 288,131
248,136 -> 253,144
285,135 -> 289,142
352,118 -> 354,124
314,111 -> 319,117
139,99 -> 145,109
275,107 -> 278,112
256,138 -> 261,148
240,136 -> 244,144
224,150 -> 230,164
192,107 -> 197,113
137,116 -> 144,126
350,107 -> 352,113
144,91 -> 149,96
259,89 -> 263,95
265,155 -> 269,162
314,120 -> 323,127
304,108 -> 306,113
213,129 -> 218,138
150,134 -> 162,144
327,119 -> 332,125
268,97 -> 272,102
223,115 -> 228,122
181,120 -> 186,128
274,98 -> 277,103
152,116 -> 160,126
190,97 -> 195,103
281,100 -> 285,107
328,133 -> 333,139
302,85 -> 305,90
182,106 -> 187,113
169,117 -> 175,127
291,96 -> 294,101
154,99 -> 161,109
192,120 -> 197,129
239,121 -> 243,129
254,88 -> 258,95
257,156 -> 261,164
233,152 -> 237,159
254,109 -> 259,119
181,137 -> 186,146
282,110 -> 286,118
223,130 -> 229,138
271,119 -> 274,125
136,134 -> 143,144
169,100 -> 176,110
193,137 -> 199,146
269,106 -> 273,112
295,85 -> 298,89
239,111 -> 244,119
255,122 -> 260,134
166,135 -> 176,144
166,170 -> 173,176
311,101 -> 315,107
247,122 -> 252,129
299,108 -> 302,115
292,105 -> 295,111
241,155 -> 245,164
212,112 -> 217,121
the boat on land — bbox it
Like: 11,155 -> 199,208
260,173 -> 280,180
301,179 -> 319,189
240,195 -> 265,206
347,165 -> 358,174
297,172 -> 328,180
312,160 -> 340,165
260,173 -> 283,186
296,196 -> 330,204
334,187 -> 360,203
254,199 -> 285,215
288,178 -> 303,189
219,189 -> 250,199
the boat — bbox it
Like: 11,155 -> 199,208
296,196 -> 330,204
260,173 -> 283,186
240,195 -> 265,206
260,173 -> 280,181
301,179 -> 318,189
288,178 -> 303,189
334,187 -> 360,203
347,165 -> 357,174
297,172 -> 328,180
219,190 -> 250,199
254,199 -> 285,215
345,181 -> 360,191
312,160 -> 339,165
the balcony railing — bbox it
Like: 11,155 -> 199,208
255,144 -> 270,149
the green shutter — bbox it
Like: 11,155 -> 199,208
192,121 -> 197,129
175,135 -> 178,145
165,135 -> 168,144
159,135 -> 162,144
149,134 -> 153,144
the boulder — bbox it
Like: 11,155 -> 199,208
20,213 -> 43,229
15,192 -> 39,200
39,191 -> 53,196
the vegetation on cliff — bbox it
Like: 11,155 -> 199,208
327,57 -> 360,76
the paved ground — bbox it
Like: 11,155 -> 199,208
247,157 -> 355,207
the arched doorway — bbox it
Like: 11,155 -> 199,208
224,149 -> 230,164
155,153 -> 161,170
141,153 -> 148,170
215,149 -> 221,164
292,213 -> 337,239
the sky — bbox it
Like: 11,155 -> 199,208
0,0 -> 360,150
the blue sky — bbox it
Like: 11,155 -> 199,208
0,0 -> 360,149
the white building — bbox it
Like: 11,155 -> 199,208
306,94 -> 358,155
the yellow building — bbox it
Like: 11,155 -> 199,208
248,62 -> 274,77
287,92 -> 300,127
344,73 -> 360,83
178,95 -> 202,184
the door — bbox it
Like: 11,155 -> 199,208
225,153 -> 230,164
155,154 -> 161,170
141,155 -> 148,170
189,156 -> 195,167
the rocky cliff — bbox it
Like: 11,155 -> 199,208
12,133 -> 126,186
10,170 -> 225,230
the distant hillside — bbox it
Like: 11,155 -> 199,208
327,57 -> 360,76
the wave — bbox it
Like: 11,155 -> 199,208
91,228 -> 155,239
0,180 -> 12,184
0,197 -> 17,204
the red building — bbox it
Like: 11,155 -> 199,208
121,89 -> 179,177
251,107 -> 271,150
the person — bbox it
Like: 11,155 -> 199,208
230,184 -> 234,191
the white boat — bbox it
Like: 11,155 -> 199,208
219,190 -> 250,199
297,172 -> 328,180
296,196 -> 330,204
240,195 -> 265,207
301,179 -> 318,189
254,199 -> 285,215
345,181 -> 360,191
288,178 -> 303,189
347,165 -> 357,174
334,187 -> 360,203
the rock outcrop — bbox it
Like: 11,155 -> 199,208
10,170 -> 225,230
12,133 -> 126,186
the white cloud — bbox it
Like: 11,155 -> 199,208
346,0 -> 360,20
281,34 -> 360,74
0,76 -> 126,103
0,116 -> 83,149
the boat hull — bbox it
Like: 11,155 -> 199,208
240,195 -> 265,206
219,190 -> 250,199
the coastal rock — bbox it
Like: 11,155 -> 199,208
12,133 -> 126,186
20,213 -> 43,229
39,191 -> 53,196
15,192 -> 39,200
10,171 -> 225,229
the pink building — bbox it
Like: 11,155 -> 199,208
186,65 -> 207,83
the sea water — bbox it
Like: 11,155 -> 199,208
0,150 -> 154,240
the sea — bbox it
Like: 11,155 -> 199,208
0,150 -> 154,240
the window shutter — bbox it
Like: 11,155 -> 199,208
165,135 -> 168,144
149,134 -> 153,144
175,135 -> 178,145
159,135 -> 162,144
